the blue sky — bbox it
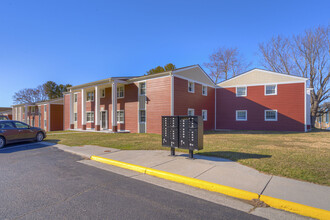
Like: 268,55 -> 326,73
0,0 -> 329,106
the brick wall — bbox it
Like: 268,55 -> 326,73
64,94 -> 71,130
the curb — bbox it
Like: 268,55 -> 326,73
91,155 -> 330,220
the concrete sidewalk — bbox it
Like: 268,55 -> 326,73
54,143 -> 330,212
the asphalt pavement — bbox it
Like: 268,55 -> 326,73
0,142 -> 264,220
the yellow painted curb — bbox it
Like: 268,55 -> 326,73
91,155 -> 330,220
260,195 -> 330,220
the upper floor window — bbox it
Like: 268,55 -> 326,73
139,82 -> 146,95
74,93 -> 78,102
188,108 -> 195,116
236,86 -> 247,97
265,110 -> 278,121
188,81 -> 195,93
87,91 -> 94,101
265,85 -> 277,95
236,110 -> 247,121
202,110 -> 207,121
202,85 -> 208,96
117,86 -> 124,98
101,89 -> 105,98
31,106 -> 35,113
44,105 -> 47,113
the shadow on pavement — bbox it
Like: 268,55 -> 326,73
193,151 -> 272,162
0,140 -> 60,154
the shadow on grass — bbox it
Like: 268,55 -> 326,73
204,130 -> 299,135
197,151 -> 272,162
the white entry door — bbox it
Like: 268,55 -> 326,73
100,111 -> 108,130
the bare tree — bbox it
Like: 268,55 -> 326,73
259,25 -> 330,127
13,86 -> 47,104
204,47 -> 251,83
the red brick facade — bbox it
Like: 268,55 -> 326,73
216,83 -> 306,131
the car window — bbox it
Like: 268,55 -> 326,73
0,121 -> 15,129
13,122 -> 29,129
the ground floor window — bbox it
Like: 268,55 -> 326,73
202,110 -> 207,121
117,110 -> 125,123
236,110 -> 247,121
188,108 -> 195,116
44,119 -> 47,128
74,113 -> 78,122
87,112 -> 94,122
265,110 -> 277,121
139,110 -> 146,123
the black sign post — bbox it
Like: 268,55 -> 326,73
162,116 -> 203,159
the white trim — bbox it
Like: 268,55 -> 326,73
264,110 -> 278,121
100,110 -> 108,130
218,80 -> 306,88
171,74 -> 174,116
202,85 -> 208,96
236,86 -> 247,97
138,81 -> 146,96
188,81 -> 195,93
202,110 -> 207,121
172,65 -> 216,86
304,81 -> 307,132
174,75 -> 217,88
265,84 -> 277,96
86,111 -> 95,123
236,110 -> 247,121
117,86 -> 125,99
188,108 -> 195,116
117,110 -> 125,124
217,68 -> 308,87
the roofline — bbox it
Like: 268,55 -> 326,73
217,68 -> 309,86
36,97 -> 64,105
68,76 -> 136,90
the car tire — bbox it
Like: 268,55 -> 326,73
36,132 -> 44,142
0,136 -> 6,149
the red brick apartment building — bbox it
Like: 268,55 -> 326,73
63,65 -> 311,134
12,98 -> 64,132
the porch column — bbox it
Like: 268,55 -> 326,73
20,106 -> 23,122
95,86 -> 100,131
24,104 -> 28,123
81,88 -> 86,130
111,81 -> 118,132
69,93 -> 74,129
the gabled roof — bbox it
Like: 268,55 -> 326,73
217,68 -> 308,87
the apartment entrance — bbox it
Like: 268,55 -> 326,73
100,110 -> 108,130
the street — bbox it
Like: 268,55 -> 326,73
0,142 -> 264,220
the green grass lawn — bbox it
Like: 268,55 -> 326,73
46,129 -> 330,186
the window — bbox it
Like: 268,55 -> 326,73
139,110 -> 146,123
265,85 -> 277,95
44,105 -> 47,114
188,81 -> 195,93
87,112 -> 94,122
31,106 -> 35,113
117,110 -> 125,123
139,82 -> 146,95
202,85 -> 208,96
265,110 -> 278,121
236,87 -> 247,97
117,86 -> 124,98
236,110 -> 247,121
87,92 -> 94,101
188,108 -> 195,116
0,121 -> 15,129
101,89 -> 105,98
74,113 -> 78,122
14,121 -> 29,129
202,110 -> 207,121
326,112 -> 329,123
44,119 -> 47,128
74,94 -> 78,102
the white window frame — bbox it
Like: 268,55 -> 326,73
74,113 -> 78,122
139,82 -> 146,96
265,110 -> 278,121
117,110 -> 125,124
202,85 -> 208,96
139,110 -> 146,123
86,111 -> 94,122
101,89 -> 105,98
188,81 -> 195,93
188,108 -> 195,116
202,110 -> 207,121
117,86 -> 125,99
87,91 -> 94,102
236,110 -> 247,121
265,84 -> 277,96
74,93 -> 78,102
236,86 -> 247,97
